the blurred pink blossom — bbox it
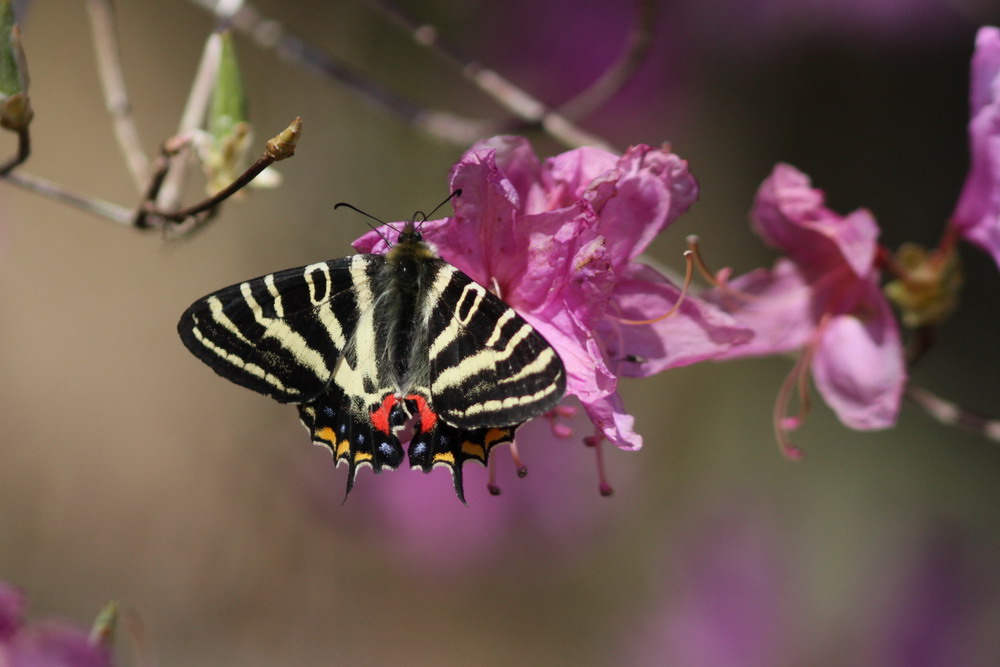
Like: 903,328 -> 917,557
706,164 -> 905,455
355,136 -> 750,453
624,507 -> 789,667
953,26 -> 1000,270
0,581 -> 111,667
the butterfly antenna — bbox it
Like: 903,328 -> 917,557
413,189 -> 462,229
334,201 -> 402,244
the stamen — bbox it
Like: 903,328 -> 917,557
687,235 -> 759,302
509,440 -> 528,478
545,405 -> 577,439
616,248 -> 694,325
772,354 -> 806,461
487,454 -> 501,495
584,432 -> 614,496
771,318 -> 826,460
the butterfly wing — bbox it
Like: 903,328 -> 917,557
178,255 -> 384,404
405,261 -> 566,500
424,262 -> 566,429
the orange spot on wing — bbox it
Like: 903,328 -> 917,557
433,451 -> 455,465
335,439 -> 350,460
484,428 -> 511,447
461,442 -> 485,460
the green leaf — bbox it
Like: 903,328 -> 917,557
209,30 -> 247,141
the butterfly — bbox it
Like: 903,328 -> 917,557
177,195 -> 566,502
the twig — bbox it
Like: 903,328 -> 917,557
184,0 -> 478,140
906,384 -> 1000,443
2,171 -> 134,225
85,0 -> 150,191
185,0 -> 613,150
1,118 -> 300,233
155,29 -> 224,212
557,0 -> 655,120
364,0 -> 616,150
0,126 -> 29,174
150,116 -> 302,236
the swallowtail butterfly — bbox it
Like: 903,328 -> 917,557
178,199 -> 566,502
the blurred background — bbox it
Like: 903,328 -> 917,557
2,0 -> 1000,664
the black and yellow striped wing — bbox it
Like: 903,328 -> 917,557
178,255 -> 383,404
423,262 -> 566,429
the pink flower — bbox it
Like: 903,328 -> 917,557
706,164 -> 905,455
0,581 -> 111,667
952,26 -> 1000,270
354,136 -> 751,456
623,506 -> 789,667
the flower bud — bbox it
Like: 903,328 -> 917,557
199,30 -> 252,194
0,1 -> 32,131
884,242 -> 962,328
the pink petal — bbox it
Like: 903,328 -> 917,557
5,622 -> 111,667
447,150 -> 523,285
591,145 -> 699,269
752,164 -> 878,278
810,284 -> 906,430
0,582 -> 25,640
600,263 -> 754,377
703,258 -> 816,359
529,305 -> 618,414
465,136 -> 547,213
952,27 -> 1000,269
580,390 -> 643,451
541,145 -> 620,209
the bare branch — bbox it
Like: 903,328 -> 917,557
2,171 -> 134,225
906,384 -> 1000,443
364,0 -> 617,150
1,118 -> 300,234
186,0 -> 614,150
557,0 -> 655,120
85,0 -> 150,190
0,125 -> 28,174
150,116 -> 302,236
155,29 -> 223,212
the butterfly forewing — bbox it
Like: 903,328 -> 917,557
424,262 -> 566,429
178,255 -> 384,403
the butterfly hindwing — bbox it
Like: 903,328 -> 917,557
407,412 -> 516,503
178,255 -> 385,403
298,380 -> 406,495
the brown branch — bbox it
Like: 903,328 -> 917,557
145,117 -> 302,235
85,0 -> 150,190
155,30 -> 223,212
364,0 -> 617,150
0,118 -> 301,233
186,0 -> 614,150
0,126 -> 29,174
906,384 -> 1000,443
2,171 -> 134,225
557,0 -> 655,120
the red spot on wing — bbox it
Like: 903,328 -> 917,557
370,394 -> 397,435
407,394 -> 438,432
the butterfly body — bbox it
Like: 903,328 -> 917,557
178,220 -> 566,501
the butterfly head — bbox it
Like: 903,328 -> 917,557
387,219 -> 436,263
